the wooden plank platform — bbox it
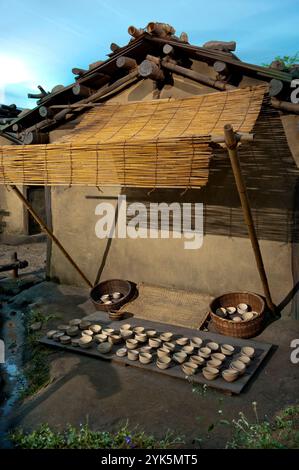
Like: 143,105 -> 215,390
39,316 -> 273,395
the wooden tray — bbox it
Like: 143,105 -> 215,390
39,317 -> 273,395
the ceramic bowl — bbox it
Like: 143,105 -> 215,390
108,334 -> 122,344
242,312 -> 254,321
238,354 -> 251,366
100,294 -> 110,302
112,292 -> 122,299
120,329 -> 133,339
127,349 -> 139,361
157,348 -> 170,359
97,342 -> 112,354
60,335 -> 71,345
207,358 -> 222,369
94,333 -> 108,343
69,319 -> 82,327
202,366 -> 219,381
133,326 -> 145,334
79,335 -> 93,348
66,326 -> 79,337
57,324 -> 69,332
82,329 -> 93,337
156,355 -> 171,370
211,352 -> 226,362
149,338 -> 162,349
173,351 -> 187,364
47,330 -> 58,339
237,303 -> 248,312
216,307 -> 227,318
160,332 -> 173,342
226,306 -> 236,315
176,337 -> 189,346
221,344 -> 235,356
139,346 -> 152,353
182,345 -> 194,355
53,332 -> 65,341
190,337 -> 203,348
164,341 -> 175,352
230,360 -> 246,375
126,338 -> 138,350
116,347 -> 127,357
146,330 -> 157,338
190,355 -> 205,366
71,338 -> 81,347
206,341 -> 219,352
181,361 -> 198,376
121,323 -> 131,330
90,324 -> 102,334
241,346 -> 255,358
135,333 -> 147,343
198,347 -> 211,359
102,328 -> 114,336
139,352 -> 152,364
232,315 -> 243,322
222,368 -> 239,382
79,320 -> 92,330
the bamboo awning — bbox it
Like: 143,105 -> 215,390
0,86 -> 265,189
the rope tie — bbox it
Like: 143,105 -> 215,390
69,142 -> 73,188
123,140 -> 126,187
96,143 -> 103,192
147,139 -> 159,195
44,144 -> 48,186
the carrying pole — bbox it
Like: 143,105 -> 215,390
10,185 -> 93,288
223,124 -> 276,315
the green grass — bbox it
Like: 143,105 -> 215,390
19,309 -> 58,399
227,404 -> 299,449
10,423 -> 184,449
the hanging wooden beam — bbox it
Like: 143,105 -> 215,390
138,59 -> 165,80
10,185 -> 93,288
223,124 -> 276,315
116,56 -> 137,70
271,98 -> 299,114
161,59 -> 236,91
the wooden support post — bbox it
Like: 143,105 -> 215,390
10,185 -> 93,288
223,124 -> 276,315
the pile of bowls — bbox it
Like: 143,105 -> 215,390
216,303 -> 259,323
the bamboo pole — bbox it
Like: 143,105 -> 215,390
10,185 -> 93,288
223,124 -> 276,314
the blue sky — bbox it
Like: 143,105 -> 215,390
1,0 -> 298,108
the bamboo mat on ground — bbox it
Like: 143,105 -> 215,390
119,282 -> 212,329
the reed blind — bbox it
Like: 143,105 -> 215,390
0,86 -> 265,189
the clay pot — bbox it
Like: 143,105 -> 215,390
139,352 -> 152,364
53,332 -> 65,341
181,361 -> 198,376
173,351 -> 187,364
149,338 -> 162,348
230,360 -> 246,375
102,328 -> 114,336
69,319 -> 81,327
133,326 -> 145,334
221,344 -> 235,356
176,337 -> 189,346
202,366 -> 219,380
60,335 -> 71,345
160,332 -> 173,342
90,324 -> 102,334
182,345 -> 194,355
211,352 -> 226,362
222,369 -> 239,382
94,333 -> 108,343
241,346 -> 255,358
79,335 -> 93,349
135,333 -> 147,343
116,347 -> 127,357
238,354 -> 251,366
97,342 -> 112,354
47,330 -> 58,339
108,334 -> 122,344
127,349 -> 139,361
156,355 -> 171,369
206,342 -> 219,352
79,320 -> 92,330
198,347 -> 211,359
82,329 -> 93,337
66,326 -> 79,337
190,355 -> 205,366
190,337 -> 203,348
146,330 -> 157,338
126,339 -> 138,350
207,358 -> 222,369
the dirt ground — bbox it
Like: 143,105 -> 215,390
0,240 -> 299,448
0,241 -> 46,279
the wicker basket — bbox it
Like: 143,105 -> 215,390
210,292 -> 265,338
90,279 -> 133,312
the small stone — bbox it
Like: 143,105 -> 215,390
30,321 -> 42,331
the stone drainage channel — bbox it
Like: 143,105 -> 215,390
0,277 -> 42,447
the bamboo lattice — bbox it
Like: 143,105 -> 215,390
0,86 -> 266,189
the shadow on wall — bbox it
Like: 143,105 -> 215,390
0,209 -> 9,235
122,104 -> 299,244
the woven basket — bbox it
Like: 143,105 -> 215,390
90,279 -> 133,312
210,292 -> 265,338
